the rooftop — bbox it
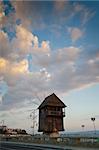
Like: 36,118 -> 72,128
38,93 -> 66,109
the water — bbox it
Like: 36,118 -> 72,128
65,147 -> 99,150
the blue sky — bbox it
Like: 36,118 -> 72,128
0,0 -> 99,133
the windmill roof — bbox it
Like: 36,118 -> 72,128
38,93 -> 66,109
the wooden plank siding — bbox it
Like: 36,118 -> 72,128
38,93 -> 66,133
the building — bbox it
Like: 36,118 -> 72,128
0,125 -> 7,134
38,93 -> 66,135
0,125 -> 27,135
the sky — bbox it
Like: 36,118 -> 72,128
0,0 -> 99,133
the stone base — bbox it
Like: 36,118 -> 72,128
43,131 -> 59,138
49,131 -> 59,138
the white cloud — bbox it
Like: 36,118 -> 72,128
57,46 -> 80,62
41,41 -> 50,51
0,24 -> 99,124
14,25 -> 50,56
68,27 -> 84,42
82,9 -> 95,25
74,2 -> 95,25
11,59 -> 29,74
0,31 -> 13,59
0,25 -> 50,63
0,58 -> 28,75
0,1 -> 99,132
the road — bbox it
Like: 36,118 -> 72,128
0,141 -> 70,150
0,141 -> 99,150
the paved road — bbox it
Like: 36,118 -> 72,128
0,141 -> 71,150
1,141 -> 99,150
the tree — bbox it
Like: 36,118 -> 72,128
29,92 -> 49,135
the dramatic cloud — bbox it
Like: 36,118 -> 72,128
12,1 -> 49,30
14,25 -> 50,56
68,27 -> 84,42
0,24 -> 50,61
0,24 -> 99,112
0,25 -> 51,111
0,30 -> 12,59
0,0 -> 99,131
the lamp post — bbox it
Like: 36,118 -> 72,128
81,125 -> 85,132
91,117 -> 96,135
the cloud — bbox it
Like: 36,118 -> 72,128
0,0 -> 16,41
0,1 -> 99,132
0,30 -> 13,59
11,59 -> 29,74
0,2 -> 99,127
68,27 -> 84,42
13,25 -> 39,55
0,58 -> 8,72
53,1 -> 95,28
14,25 -> 50,56
74,3 -> 83,12
74,2 -> 95,25
0,78 -> 8,104
57,46 -> 80,62
0,96 -> 2,104
0,25 -> 99,112
12,1 -> 49,30
54,1 -> 67,12
0,57 -> 28,75
0,24 -> 50,62
0,32 -> 81,110
0,69 -> 52,111
0,25 -> 51,111
81,8 -> 95,25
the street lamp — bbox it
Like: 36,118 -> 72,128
81,125 -> 85,132
91,117 -> 96,135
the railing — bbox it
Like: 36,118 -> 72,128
46,110 -> 65,117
